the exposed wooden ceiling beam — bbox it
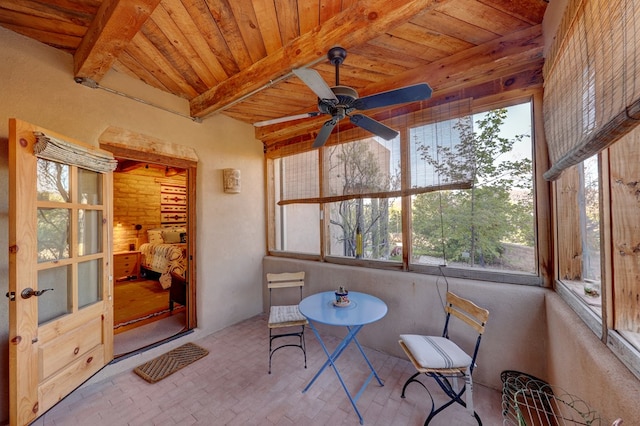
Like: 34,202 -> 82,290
74,0 -> 162,82
189,0 -> 450,118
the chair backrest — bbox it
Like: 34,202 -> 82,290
443,292 -> 489,373
267,272 -> 305,306
266,271 -> 305,289
443,292 -> 489,336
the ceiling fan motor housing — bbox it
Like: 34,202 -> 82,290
318,85 -> 358,116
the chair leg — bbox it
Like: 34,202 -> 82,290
268,325 -> 307,374
428,374 -> 481,425
300,325 -> 307,369
401,371 -> 423,398
269,329 -> 273,374
401,373 -> 481,426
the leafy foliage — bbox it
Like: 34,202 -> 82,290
414,108 -> 533,267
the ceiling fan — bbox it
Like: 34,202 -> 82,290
254,46 -> 433,148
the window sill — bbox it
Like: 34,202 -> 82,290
556,280 -> 640,381
556,280 -> 603,338
608,330 -> 640,381
410,263 -> 542,286
268,250 -> 543,286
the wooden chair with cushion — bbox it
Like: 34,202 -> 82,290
267,271 -> 308,374
399,292 -> 490,425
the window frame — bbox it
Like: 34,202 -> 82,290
266,93 -> 546,287
553,138 -> 640,380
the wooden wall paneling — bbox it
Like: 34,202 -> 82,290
608,129 -> 640,333
599,148 -> 613,334
532,91 -> 552,285
555,166 -> 582,280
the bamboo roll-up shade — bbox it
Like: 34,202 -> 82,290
275,149 -> 320,204
543,0 -> 640,181
34,132 -> 118,173
273,100 -> 473,205
276,128 -> 399,205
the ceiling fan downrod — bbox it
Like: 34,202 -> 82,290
327,46 -> 347,86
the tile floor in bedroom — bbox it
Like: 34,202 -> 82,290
32,314 -> 504,425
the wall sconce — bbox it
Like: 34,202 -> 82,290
223,168 -> 241,194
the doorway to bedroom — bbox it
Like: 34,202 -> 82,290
100,129 -> 198,358
112,161 -> 188,355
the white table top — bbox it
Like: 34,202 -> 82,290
299,291 -> 387,327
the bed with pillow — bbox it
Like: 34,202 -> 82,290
139,227 -> 187,289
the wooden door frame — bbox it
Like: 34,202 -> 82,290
99,139 -> 198,330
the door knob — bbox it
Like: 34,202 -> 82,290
21,288 -> 54,299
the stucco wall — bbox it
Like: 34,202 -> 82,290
263,256 -> 549,390
0,27 -> 265,424
545,293 -> 640,424
263,257 -> 639,423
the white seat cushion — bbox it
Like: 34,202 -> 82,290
269,305 -> 307,326
400,334 -> 472,369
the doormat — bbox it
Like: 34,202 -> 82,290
133,342 -> 209,383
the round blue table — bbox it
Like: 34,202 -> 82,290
299,291 -> 388,424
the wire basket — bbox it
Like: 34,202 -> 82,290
501,370 -> 602,425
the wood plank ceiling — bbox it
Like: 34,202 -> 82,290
0,0 -> 547,146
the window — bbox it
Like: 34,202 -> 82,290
275,203 -> 320,254
327,197 -> 401,261
411,104 -> 535,274
544,0 -> 640,375
324,138 -> 401,262
267,100 -> 537,283
273,152 -> 320,254
557,156 -> 602,314
555,126 -> 640,374
556,63 -> 600,305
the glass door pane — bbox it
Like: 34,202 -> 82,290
78,168 -> 103,205
78,260 -> 102,308
37,208 -> 70,263
37,266 -> 71,324
78,209 -> 103,256
37,159 -> 70,202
